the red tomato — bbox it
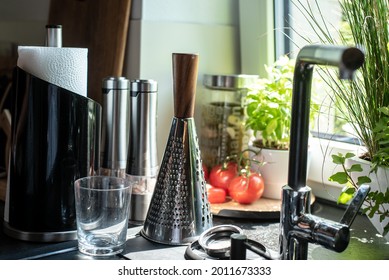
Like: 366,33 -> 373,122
209,162 -> 237,192
202,163 -> 209,182
228,172 -> 265,204
207,185 -> 227,204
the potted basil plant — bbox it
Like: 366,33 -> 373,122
244,55 -> 319,199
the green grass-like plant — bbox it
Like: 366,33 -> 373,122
294,0 -> 389,234
293,0 -> 389,167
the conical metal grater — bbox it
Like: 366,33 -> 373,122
141,53 -> 213,245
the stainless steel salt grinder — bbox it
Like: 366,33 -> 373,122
126,79 -> 159,224
45,24 -> 62,47
100,77 -> 130,178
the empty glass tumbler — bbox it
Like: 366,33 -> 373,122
74,176 -> 132,256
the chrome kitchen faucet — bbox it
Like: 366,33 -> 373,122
280,45 -> 368,259
189,45 -> 370,261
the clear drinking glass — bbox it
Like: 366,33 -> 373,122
74,176 -> 132,256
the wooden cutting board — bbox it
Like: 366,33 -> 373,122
48,0 -> 132,105
210,193 -> 316,220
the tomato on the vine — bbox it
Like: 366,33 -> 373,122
209,162 -> 238,192
228,171 -> 265,204
206,185 -> 227,204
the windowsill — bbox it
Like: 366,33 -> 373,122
307,136 -> 367,202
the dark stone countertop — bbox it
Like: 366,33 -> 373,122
1,199 -> 388,260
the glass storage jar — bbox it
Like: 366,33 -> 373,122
199,74 -> 258,169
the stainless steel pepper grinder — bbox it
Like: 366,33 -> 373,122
100,76 -> 130,178
126,79 -> 159,224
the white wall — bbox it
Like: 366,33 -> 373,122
0,0 -> 241,163
0,0 -> 348,201
125,0 -> 241,161
239,0 -> 274,78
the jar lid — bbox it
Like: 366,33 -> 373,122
203,74 -> 258,90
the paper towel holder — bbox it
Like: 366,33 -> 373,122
3,67 -> 101,242
45,24 -> 62,47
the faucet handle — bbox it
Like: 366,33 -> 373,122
296,185 -> 370,253
340,185 -> 370,227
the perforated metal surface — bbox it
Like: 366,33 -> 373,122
141,118 -> 212,245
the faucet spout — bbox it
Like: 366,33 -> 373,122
288,45 -> 364,192
280,44 -> 365,260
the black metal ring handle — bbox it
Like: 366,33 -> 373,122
185,225 -> 279,260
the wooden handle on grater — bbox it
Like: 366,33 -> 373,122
172,53 -> 199,118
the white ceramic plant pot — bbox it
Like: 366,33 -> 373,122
250,146 -> 311,200
346,157 -> 389,241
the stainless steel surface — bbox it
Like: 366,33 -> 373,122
129,193 -> 153,224
279,186 -> 364,259
296,45 -> 365,80
197,224 -> 243,258
127,175 -> 157,223
45,24 -> 62,47
340,185 -> 370,226
101,77 -> 130,173
203,74 -> 258,90
126,79 -> 158,223
141,117 -> 213,245
288,45 -> 365,192
126,79 -> 158,177
130,79 -> 158,93
3,222 -> 76,242
141,53 -> 212,245
280,44 -> 366,260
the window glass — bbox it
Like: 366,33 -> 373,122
281,0 -> 360,143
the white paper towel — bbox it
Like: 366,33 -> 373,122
17,46 -> 88,97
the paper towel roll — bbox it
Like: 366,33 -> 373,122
17,46 -> 88,97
